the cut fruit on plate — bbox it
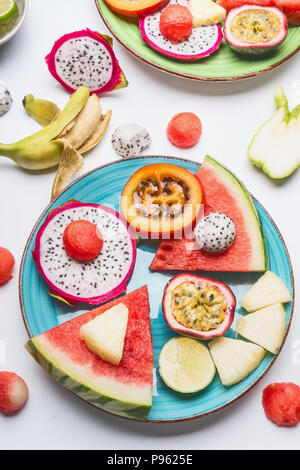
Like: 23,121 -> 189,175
162,273 -> 236,339
236,303 -> 286,355
224,6 -> 288,55
32,201 -> 136,306
80,303 -> 129,365
139,0 -> 223,62
239,271 -> 291,312
26,286 -> 153,420
189,0 -> 226,26
104,0 -> 169,16
151,156 -> 267,272
248,87 -> 300,179
121,163 -> 204,239
208,337 -> 266,387
159,336 -> 215,393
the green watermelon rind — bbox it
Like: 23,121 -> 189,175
25,339 -> 151,421
204,156 -> 268,271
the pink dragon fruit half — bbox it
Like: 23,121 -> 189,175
45,29 -> 128,95
139,0 -> 223,61
32,201 -> 136,306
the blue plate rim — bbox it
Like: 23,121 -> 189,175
19,155 -> 295,423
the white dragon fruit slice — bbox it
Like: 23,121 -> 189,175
139,0 -> 223,61
33,201 -> 136,305
45,29 -> 128,95
112,124 -> 151,158
0,82 -> 12,117
194,212 -> 236,253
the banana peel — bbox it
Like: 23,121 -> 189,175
78,110 -> 112,154
0,86 -> 112,198
0,86 -> 90,170
51,140 -> 84,201
50,96 -> 111,199
23,94 -> 60,127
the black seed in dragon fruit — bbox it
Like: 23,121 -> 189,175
32,201 -> 136,306
45,29 -> 128,95
194,212 -> 236,253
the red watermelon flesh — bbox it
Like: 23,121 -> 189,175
217,0 -> 300,24
150,156 -> 266,273
26,286 -> 153,420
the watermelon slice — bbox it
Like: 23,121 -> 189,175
25,286 -> 153,420
150,156 -> 267,272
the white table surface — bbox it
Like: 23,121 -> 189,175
0,0 -> 299,451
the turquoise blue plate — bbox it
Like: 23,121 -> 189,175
20,156 -> 294,422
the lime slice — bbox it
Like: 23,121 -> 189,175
159,336 -> 215,393
0,0 -> 17,23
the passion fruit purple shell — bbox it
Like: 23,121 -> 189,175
162,273 -> 236,339
224,5 -> 288,55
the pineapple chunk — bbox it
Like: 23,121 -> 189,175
239,271 -> 291,312
80,303 -> 128,365
236,304 -> 286,355
189,0 -> 226,27
209,337 -> 266,387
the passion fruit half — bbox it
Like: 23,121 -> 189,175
121,164 -> 204,239
224,5 -> 288,55
162,273 -> 236,339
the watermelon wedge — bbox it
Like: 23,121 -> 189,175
26,286 -> 153,420
150,156 -> 267,272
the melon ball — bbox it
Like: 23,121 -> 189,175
159,5 -> 193,44
0,247 -> 15,286
63,220 -> 103,262
167,112 -> 202,148
262,382 -> 300,427
0,372 -> 29,414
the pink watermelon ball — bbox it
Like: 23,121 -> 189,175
0,247 -> 15,286
167,113 -> 202,149
0,372 -> 29,414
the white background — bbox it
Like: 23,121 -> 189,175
0,0 -> 299,450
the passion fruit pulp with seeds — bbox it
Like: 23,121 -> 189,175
121,164 -> 204,238
172,282 -> 227,332
224,5 -> 288,55
163,273 -> 236,339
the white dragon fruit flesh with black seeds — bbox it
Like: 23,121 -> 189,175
33,201 -> 136,305
0,82 -> 12,117
194,212 -> 236,253
112,124 -> 151,158
139,0 -> 223,61
45,29 -> 128,95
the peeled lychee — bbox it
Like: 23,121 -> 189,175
262,382 -> 300,427
0,247 -> 15,286
0,372 -> 29,414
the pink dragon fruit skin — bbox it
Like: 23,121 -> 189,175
32,201 -> 136,306
45,29 -> 128,95
139,0 -> 223,62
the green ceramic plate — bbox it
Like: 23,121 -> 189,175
95,0 -> 300,81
